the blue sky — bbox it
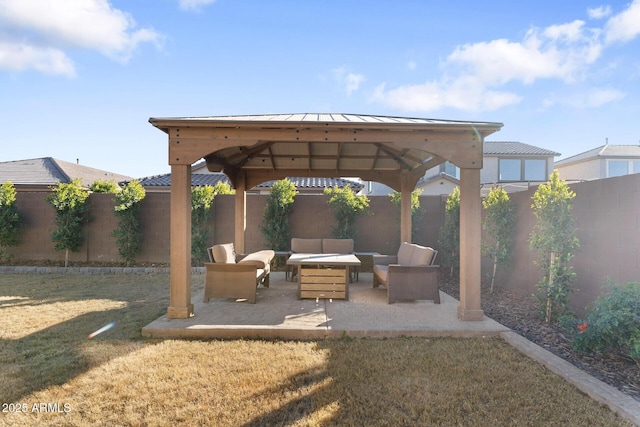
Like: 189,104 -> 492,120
2,0 -> 639,179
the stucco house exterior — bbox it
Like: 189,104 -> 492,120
555,144 -> 640,182
0,157 -> 133,191
363,141 -> 560,196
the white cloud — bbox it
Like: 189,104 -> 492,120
0,0 -> 162,75
0,41 -> 75,76
332,67 -> 365,96
578,88 -> 626,107
588,5 -> 612,19
372,0 -> 640,113
541,87 -> 625,110
407,60 -> 417,71
371,78 -> 522,113
178,0 -> 217,11
604,0 -> 640,44
345,73 -> 365,96
449,22 -> 602,85
371,14 -> 612,112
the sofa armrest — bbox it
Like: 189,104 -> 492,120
207,262 -> 257,273
373,254 -> 397,266
204,262 -> 265,304
387,264 -> 439,275
386,264 -> 440,304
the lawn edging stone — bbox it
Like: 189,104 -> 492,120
501,331 -> 640,426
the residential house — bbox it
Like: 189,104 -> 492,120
555,144 -> 640,181
364,141 -> 560,196
0,157 -> 133,191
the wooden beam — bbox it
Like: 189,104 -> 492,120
234,172 -> 246,254
167,126 -> 484,165
400,175 -> 414,243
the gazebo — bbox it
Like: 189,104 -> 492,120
149,113 -> 503,321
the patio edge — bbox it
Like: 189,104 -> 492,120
501,331 -> 640,426
0,266 -> 205,275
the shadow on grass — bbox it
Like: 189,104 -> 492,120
237,338 -> 633,427
240,366 -> 329,427
0,274 -> 179,404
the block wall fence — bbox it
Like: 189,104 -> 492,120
10,193 -> 447,265
7,173 -> 640,313
494,172 -> 640,314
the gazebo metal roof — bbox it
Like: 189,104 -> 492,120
155,112 -> 498,125
149,113 -> 502,191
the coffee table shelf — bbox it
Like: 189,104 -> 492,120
300,267 -> 348,299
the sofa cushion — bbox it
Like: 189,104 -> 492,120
322,238 -> 354,254
238,250 -> 275,270
373,264 -> 389,283
291,238 -> 322,253
397,242 -> 414,265
212,243 -> 236,264
409,245 -> 437,266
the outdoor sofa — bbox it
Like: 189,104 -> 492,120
373,242 -> 440,304
288,238 -> 355,281
204,243 -> 275,304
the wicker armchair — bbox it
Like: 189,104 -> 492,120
373,242 -> 440,304
204,243 -> 275,304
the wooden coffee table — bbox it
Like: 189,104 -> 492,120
286,253 -> 361,300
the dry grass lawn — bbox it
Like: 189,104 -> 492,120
0,273 -> 633,426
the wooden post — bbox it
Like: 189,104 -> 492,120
167,164 -> 194,319
400,175 -> 412,243
234,171 -> 246,254
457,167 -> 484,320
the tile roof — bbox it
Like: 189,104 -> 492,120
137,173 -> 364,191
417,172 -> 460,187
483,141 -> 560,156
0,157 -> 133,187
137,173 -> 230,188
556,145 -> 640,165
256,177 -> 363,191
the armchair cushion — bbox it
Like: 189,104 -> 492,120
373,264 -> 392,283
212,243 -> 236,264
238,250 -> 275,270
410,245 -> 437,266
397,242 -> 414,265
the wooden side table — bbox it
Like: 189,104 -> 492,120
353,252 -> 380,281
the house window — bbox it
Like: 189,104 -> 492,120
499,159 -> 521,181
499,158 -> 548,182
607,159 -> 640,177
524,159 -> 547,181
439,161 -> 460,179
608,160 -> 628,177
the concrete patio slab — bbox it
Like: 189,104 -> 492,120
141,272 -> 509,340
